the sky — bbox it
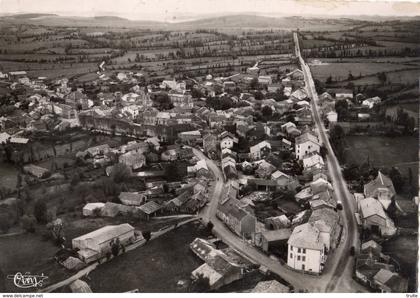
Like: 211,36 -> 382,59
0,0 -> 419,21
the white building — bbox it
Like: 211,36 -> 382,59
287,223 -> 326,274
303,153 -> 325,170
258,75 -> 273,85
219,132 -> 238,150
72,224 -> 135,263
362,96 -> 381,109
249,140 -> 271,160
295,132 -> 320,160
326,111 -> 338,124
82,203 -> 105,216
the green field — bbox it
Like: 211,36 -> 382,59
343,136 -> 418,187
382,235 -> 418,292
309,62 -> 418,82
0,233 -> 71,292
0,162 -> 18,190
88,222 -> 208,293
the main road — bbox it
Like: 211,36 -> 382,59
191,33 -> 365,292
293,32 -> 361,292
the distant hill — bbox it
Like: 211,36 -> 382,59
0,14 -> 164,28
93,16 -> 129,21
174,14 -> 291,28
4,13 -> 57,19
0,13 -> 418,30
170,15 -> 370,31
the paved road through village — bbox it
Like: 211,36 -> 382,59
191,33 -> 365,292
294,32 -> 362,292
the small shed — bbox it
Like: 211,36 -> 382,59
137,201 -> 162,220
82,203 -> 105,217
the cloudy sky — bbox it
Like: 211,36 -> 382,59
1,0 -> 419,20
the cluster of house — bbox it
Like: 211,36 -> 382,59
208,80 -> 342,275
318,88 -> 386,123
189,237 -> 291,292
355,240 -> 408,292
189,238 -> 249,290
354,171 -> 397,238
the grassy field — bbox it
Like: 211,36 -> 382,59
0,233 -> 71,292
343,136 -> 418,188
0,162 -> 18,190
382,235 -> 418,292
87,222 -> 208,293
309,62 -> 418,82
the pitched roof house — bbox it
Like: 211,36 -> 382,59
249,141 -> 271,160
119,192 -> 146,206
357,197 -> 396,237
287,223 -> 327,274
373,269 -> 408,293
295,132 -> 320,160
364,171 -> 396,210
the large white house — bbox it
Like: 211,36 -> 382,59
287,223 -> 326,274
219,131 -> 238,150
295,132 -> 320,160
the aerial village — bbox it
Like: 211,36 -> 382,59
0,53 -> 411,293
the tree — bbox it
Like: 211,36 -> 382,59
325,75 -> 333,85
142,231 -> 151,242
21,215 -> 36,233
70,173 -> 81,187
206,221 -> 214,232
110,238 -> 123,257
335,99 -> 349,121
152,92 -> 173,110
191,88 -> 204,99
189,273 -> 211,292
408,168 -> 413,186
320,146 -> 328,158
0,216 -> 11,234
33,200 -> 48,224
111,163 -> 132,183
330,125 -> 345,160
389,167 -> 404,193
377,72 -> 387,84
254,91 -> 264,100
261,106 -> 273,118
250,78 -> 259,90
165,162 -> 187,182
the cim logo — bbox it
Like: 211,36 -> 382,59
7,272 -> 48,289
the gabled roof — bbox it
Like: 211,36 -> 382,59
295,132 -> 319,146
137,201 -> 161,214
303,153 -> 324,169
364,171 -> 396,198
261,228 -> 292,242
288,223 -> 324,250
374,269 -> 395,284
252,280 -> 290,293
361,240 -> 382,253
250,140 -> 271,154
271,170 -> 289,180
359,197 -> 386,220
308,208 -> 339,233
119,192 -> 145,206
73,224 -> 134,245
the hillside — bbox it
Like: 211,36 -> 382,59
0,13 -> 417,31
